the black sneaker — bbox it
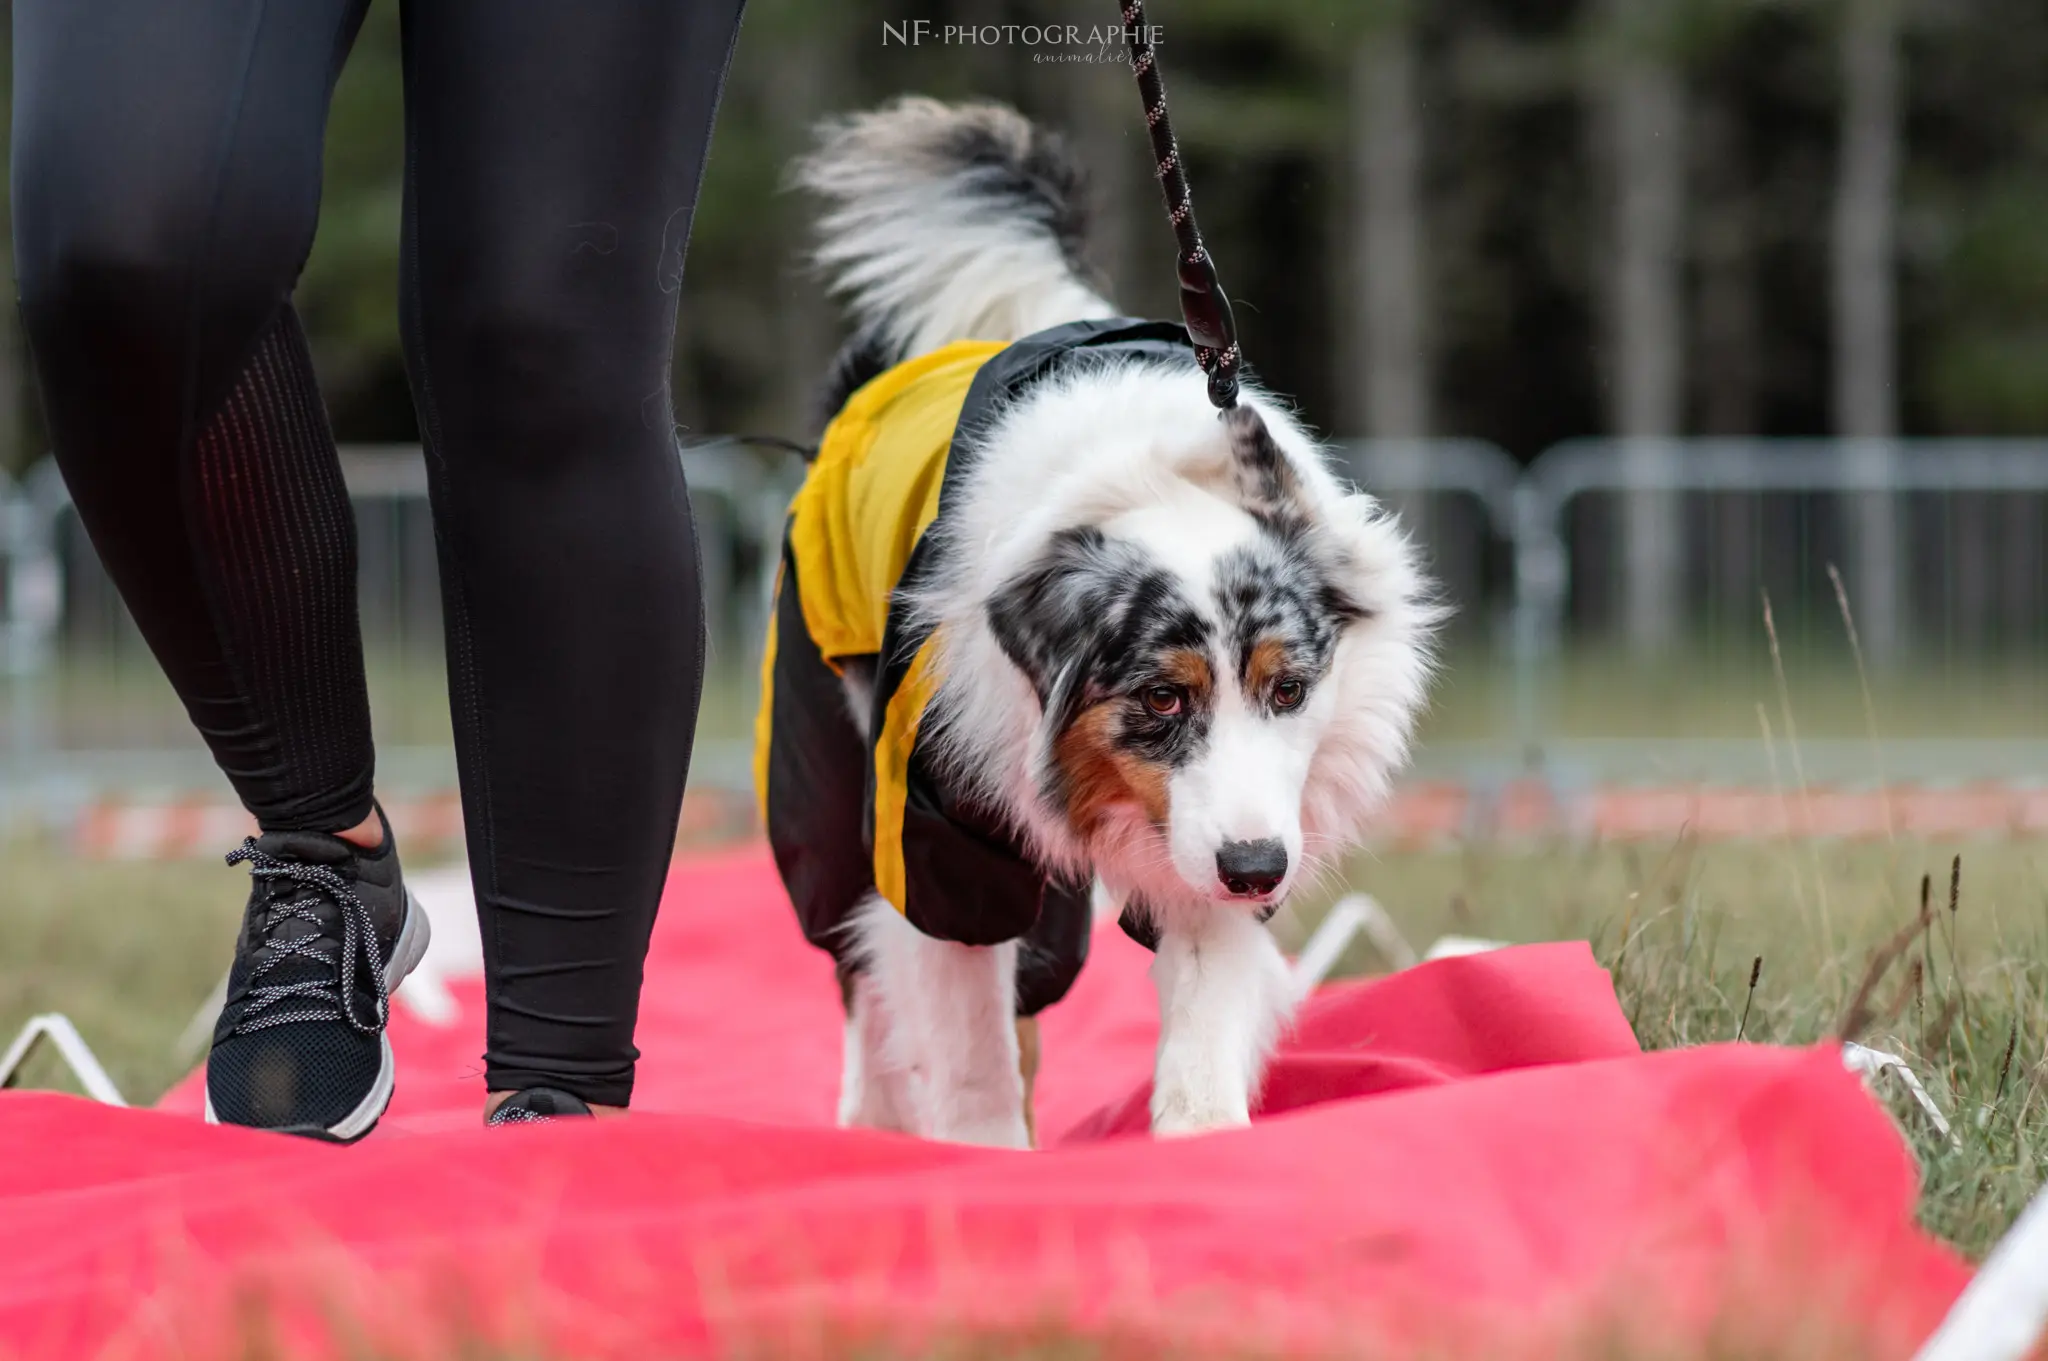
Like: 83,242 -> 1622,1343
487,1087 -> 594,1125
204,804 -> 430,1142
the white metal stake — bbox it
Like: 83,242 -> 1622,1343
0,1014 -> 127,1106
1291,895 -> 1373,1000
1914,1181 -> 2048,1361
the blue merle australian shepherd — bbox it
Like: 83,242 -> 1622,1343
754,97 -> 1438,1144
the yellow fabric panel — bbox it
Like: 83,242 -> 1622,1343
871,634 -> 942,914
786,339 -> 1006,664
752,559 -> 784,829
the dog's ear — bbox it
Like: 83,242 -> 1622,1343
1314,491 -> 1421,625
1223,405 -> 1312,526
987,528 -> 1102,708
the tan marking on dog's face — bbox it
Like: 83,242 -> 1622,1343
1053,702 -> 1172,836
1052,649 -> 1215,837
1159,648 -> 1213,696
1244,637 -> 1291,700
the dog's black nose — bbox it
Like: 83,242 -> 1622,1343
1216,839 -> 1288,898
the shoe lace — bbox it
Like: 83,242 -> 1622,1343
224,838 -> 389,1037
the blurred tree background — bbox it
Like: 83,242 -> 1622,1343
6,0 -> 2045,470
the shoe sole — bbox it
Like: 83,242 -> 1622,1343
205,886 -> 434,1144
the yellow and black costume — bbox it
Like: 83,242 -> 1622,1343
754,317 -> 1197,1014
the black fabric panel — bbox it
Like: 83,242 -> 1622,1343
895,742 -> 1046,946
1016,878 -> 1093,1016
190,310 -> 376,831
1118,901 -> 1162,952
764,541 -> 878,968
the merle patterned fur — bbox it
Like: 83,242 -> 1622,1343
986,473 -> 1366,820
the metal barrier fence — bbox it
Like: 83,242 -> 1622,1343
1507,438 -> 2048,755
8,436 -> 2048,794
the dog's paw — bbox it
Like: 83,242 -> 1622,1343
928,1113 -> 1033,1149
1149,1087 -> 1253,1138
840,1083 -> 918,1135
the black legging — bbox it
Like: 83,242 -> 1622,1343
12,0 -> 747,1107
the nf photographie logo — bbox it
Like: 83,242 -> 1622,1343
881,20 -> 1163,63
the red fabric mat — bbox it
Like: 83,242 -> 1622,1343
0,847 -> 1968,1358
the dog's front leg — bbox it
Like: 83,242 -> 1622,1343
853,896 -> 1031,1148
839,970 -> 916,1133
1149,905 -> 1294,1136
911,936 -> 1031,1146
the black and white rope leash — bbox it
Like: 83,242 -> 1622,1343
224,839 -> 391,1036
1120,0 -> 1242,412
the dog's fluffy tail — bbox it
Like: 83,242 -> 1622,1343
791,97 -> 1117,366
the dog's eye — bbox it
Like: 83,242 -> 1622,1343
1141,685 -> 1185,717
1273,678 -> 1306,711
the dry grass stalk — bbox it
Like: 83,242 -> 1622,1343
1948,855 -> 1967,1035
1760,590 -> 1832,950
1921,992 -> 1963,1059
1735,956 -> 1763,1042
1995,1018 -> 2019,1105
1825,562 -> 1894,846
1836,896 -> 1935,1044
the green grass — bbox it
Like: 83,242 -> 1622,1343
1290,835 -> 2048,1256
1424,643 -> 2048,741
2,651 -> 769,751
14,643 -> 2048,758
0,838 -> 251,1102
210,1304 -> 1945,1361
4,830 -> 2043,1262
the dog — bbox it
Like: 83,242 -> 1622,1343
754,96 -> 1437,1144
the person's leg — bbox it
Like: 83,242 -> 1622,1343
398,0 -> 747,1113
13,0 -> 381,838
13,0 -> 431,1142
